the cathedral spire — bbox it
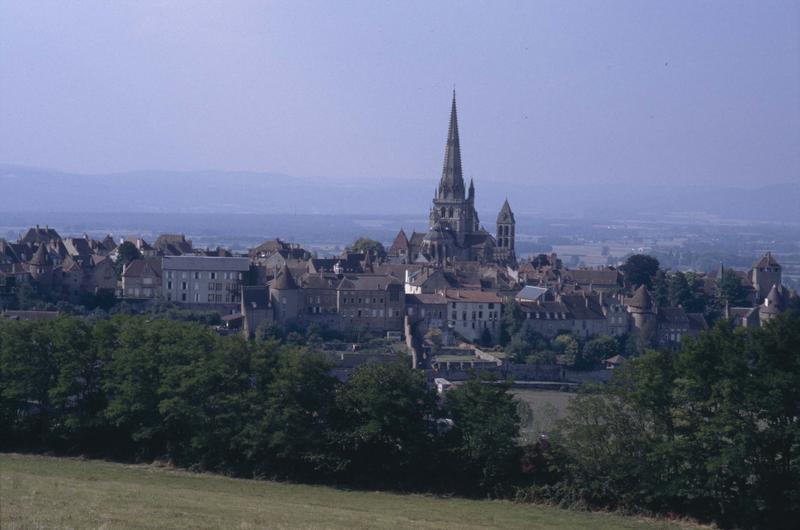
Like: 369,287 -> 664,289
438,91 -> 465,200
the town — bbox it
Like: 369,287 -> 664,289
2,96 -> 796,386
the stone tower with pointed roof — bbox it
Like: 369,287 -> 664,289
495,199 -> 516,265
751,251 -> 782,301
419,92 -> 494,264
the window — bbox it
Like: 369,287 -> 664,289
478,311 -> 483,319
210,272 -> 217,280
451,302 -> 456,309
194,272 -> 200,279
208,294 -> 214,302
181,281 -> 187,290
462,311 -> 467,321
194,293 -> 199,302
167,271 -> 173,279
182,272 -> 187,279
488,303 -> 495,309
208,282 -> 215,291
181,293 -> 187,301
451,312 -> 457,320
167,281 -> 173,290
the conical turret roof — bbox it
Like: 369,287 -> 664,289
438,91 -> 465,200
628,284 -> 653,309
762,284 -> 784,314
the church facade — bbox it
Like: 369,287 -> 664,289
389,93 -> 516,266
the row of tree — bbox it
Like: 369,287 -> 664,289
0,314 -> 520,494
1,312 -> 798,528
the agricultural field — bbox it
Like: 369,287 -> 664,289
0,453 -> 701,530
512,388 -> 577,441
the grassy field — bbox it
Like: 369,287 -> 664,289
0,453 -> 701,530
512,389 -> 576,440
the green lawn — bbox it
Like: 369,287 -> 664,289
512,389 -> 576,440
0,453 -> 701,530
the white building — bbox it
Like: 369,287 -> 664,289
162,256 -> 250,307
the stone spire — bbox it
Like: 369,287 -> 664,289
497,198 -> 515,224
438,91 -> 465,200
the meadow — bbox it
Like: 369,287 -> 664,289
0,453 -> 700,530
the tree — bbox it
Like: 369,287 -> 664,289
332,361 -> 438,487
116,241 -> 141,266
717,268 -> 749,307
578,335 -> 617,369
651,270 -> 669,307
500,298 -> 523,345
349,237 -> 386,259
424,327 -> 443,352
444,373 -> 521,492
621,254 -> 660,288
553,334 -> 580,366
241,347 -> 336,478
667,271 -> 691,308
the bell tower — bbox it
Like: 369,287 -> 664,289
495,199 -> 516,264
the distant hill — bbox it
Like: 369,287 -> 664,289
1,163 -> 798,223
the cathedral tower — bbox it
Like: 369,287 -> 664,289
495,199 -> 516,264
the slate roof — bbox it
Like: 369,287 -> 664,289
271,263 -> 298,290
627,285 -> 653,309
29,244 -> 52,266
753,251 -> 781,269
122,257 -> 162,279
242,285 -> 269,310
761,284 -> 784,314
154,234 -> 193,255
658,307 -> 690,327
564,269 -> 622,287
336,274 -> 401,291
162,256 -> 250,272
20,226 -> 61,245
406,293 -> 447,305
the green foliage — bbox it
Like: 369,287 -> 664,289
331,360 -> 438,487
444,373 -> 522,492
349,237 -> 386,259
651,269 -> 669,307
116,242 -> 141,266
553,314 -> 800,528
578,335 -> 617,369
621,254 -> 660,288
716,268 -> 749,307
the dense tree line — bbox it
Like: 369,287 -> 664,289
534,313 -> 800,529
0,315 -> 519,494
1,313 -> 799,528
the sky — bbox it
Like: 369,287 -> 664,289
1,0 -> 798,186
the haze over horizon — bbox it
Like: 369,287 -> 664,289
1,1 -> 798,188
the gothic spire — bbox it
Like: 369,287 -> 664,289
438,91 -> 465,200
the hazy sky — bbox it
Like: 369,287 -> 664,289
1,0 -> 798,186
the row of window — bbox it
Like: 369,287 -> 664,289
451,311 -> 499,321
450,302 -> 496,310
165,281 -> 231,291
166,293 -> 231,303
166,270 -> 242,280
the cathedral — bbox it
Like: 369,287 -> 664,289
389,92 -> 516,266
